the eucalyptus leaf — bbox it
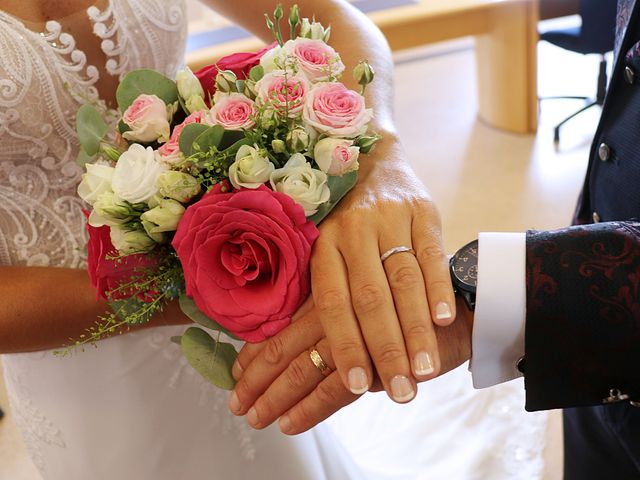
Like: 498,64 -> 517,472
178,123 -> 209,156
194,125 -> 225,153
116,69 -> 179,113
219,130 -> 247,151
249,65 -> 264,82
179,294 -> 240,340
180,327 -> 237,390
76,149 -> 96,167
308,171 -> 358,225
76,105 -> 108,156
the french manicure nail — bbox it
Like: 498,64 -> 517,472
348,367 -> 369,394
435,302 -> 452,321
228,391 -> 241,414
246,407 -> 259,427
232,360 -> 243,380
279,415 -> 292,433
414,351 -> 435,376
390,375 -> 415,403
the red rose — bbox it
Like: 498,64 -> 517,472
85,213 -> 156,301
172,185 -> 319,342
194,43 -> 277,103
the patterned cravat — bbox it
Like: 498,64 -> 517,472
617,0 -> 636,56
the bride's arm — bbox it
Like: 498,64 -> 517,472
202,0 -> 456,404
0,267 -> 188,353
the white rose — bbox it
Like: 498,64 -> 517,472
110,226 -> 156,254
112,144 -> 167,204
122,94 -> 172,144
157,171 -> 201,203
314,138 -> 360,176
270,153 -> 330,216
77,163 -> 115,205
229,145 -> 275,189
176,67 -> 205,101
260,46 -> 286,73
141,199 -> 185,234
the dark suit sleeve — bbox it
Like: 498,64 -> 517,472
523,221 -> 640,411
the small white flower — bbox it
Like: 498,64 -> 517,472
141,198 -> 185,234
92,191 -> 132,225
110,226 -> 156,254
77,163 -> 115,205
176,67 -> 205,101
270,153 -> 330,216
229,145 -> 275,189
112,144 -> 167,204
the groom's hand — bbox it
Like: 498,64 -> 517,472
229,297 -> 473,435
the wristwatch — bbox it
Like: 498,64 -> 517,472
449,239 -> 478,311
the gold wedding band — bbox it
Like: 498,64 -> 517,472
309,348 -> 332,377
380,246 -> 416,263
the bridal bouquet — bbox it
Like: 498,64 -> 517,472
70,5 -> 379,389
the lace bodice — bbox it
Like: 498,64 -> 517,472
0,0 -> 187,267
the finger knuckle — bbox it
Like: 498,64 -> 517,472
315,381 -> 340,405
315,289 -> 350,318
404,322 -> 431,338
285,357 -> 310,389
263,336 -> 286,366
375,341 -> 406,365
426,278 -> 453,291
352,283 -> 386,313
388,264 -> 422,291
416,243 -> 444,264
332,340 -> 363,360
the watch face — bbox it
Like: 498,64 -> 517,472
451,240 -> 478,291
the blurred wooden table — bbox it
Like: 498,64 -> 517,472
188,0 -> 542,134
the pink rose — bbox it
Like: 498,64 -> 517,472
303,82 -> 373,138
85,211 -> 157,302
194,43 -> 277,104
210,93 -> 256,131
255,70 -> 310,117
122,94 -> 171,143
158,109 -> 211,165
313,137 -> 360,175
172,184 -> 319,342
283,38 -> 345,82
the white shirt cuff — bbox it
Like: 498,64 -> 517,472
470,232 -> 527,389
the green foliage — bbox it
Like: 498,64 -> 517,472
308,171 -> 358,225
180,327 -> 237,390
76,104 -> 109,156
179,123 -> 210,156
194,125 -> 225,153
249,65 -> 265,82
179,294 -> 240,340
76,149 -> 96,167
116,69 -> 179,113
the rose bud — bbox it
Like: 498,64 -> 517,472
299,18 -> 331,42
272,139 -> 287,154
356,134 -> 382,154
314,137 -> 360,176
229,144 -> 275,189
353,61 -> 375,88
185,95 -> 208,115
215,70 -> 238,93
110,226 -> 156,254
141,198 -> 185,234
122,94 -> 172,144
176,67 -> 205,101
259,108 -> 279,130
157,171 -> 201,203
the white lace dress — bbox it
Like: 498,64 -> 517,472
0,2 -> 363,478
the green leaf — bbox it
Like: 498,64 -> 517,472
194,125 -> 225,153
76,105 -> 108,156
76,149 -> 96,167
178,123 -> 209,156
308,171 -> 358,225
117,119 -> 131,136
180,327 -> 237,390
249,65 -> 264,82
219,130 -> 247,151
170,336 -> 182,345
116,69 -> 179,113
179,294 -> 240,340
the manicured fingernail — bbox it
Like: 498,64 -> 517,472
279,415 -> 292,433
246,407 -> 259,427
232,360 -> 243,380
228,391 -> 241,414
414,351 -> 435,376
435,302 -> 452,321
390,375 -> 415,403
348,367 -> 369,394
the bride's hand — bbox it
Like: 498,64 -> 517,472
228,297 -> 473,434
308,135 -> 455,402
